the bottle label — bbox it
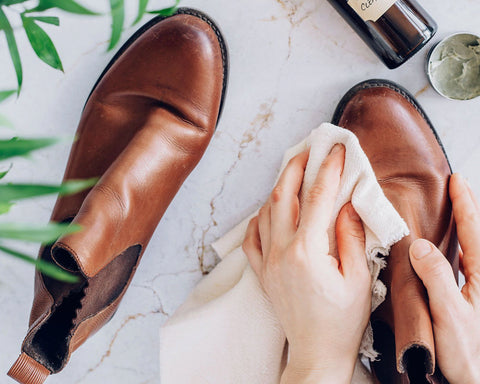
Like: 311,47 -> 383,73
348,0 -> 397,22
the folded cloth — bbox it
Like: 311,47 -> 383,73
160,123 -> 410,384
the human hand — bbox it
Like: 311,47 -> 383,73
242,144 -> 372,384
409,174 -> 480,384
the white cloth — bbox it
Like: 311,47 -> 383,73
160,123 -> 409,384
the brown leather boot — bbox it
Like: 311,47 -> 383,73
8,8 -> 228,384
332,80 -> 458,384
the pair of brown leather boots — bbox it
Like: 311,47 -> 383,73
8,8 -> 457,384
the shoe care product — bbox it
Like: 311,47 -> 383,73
327,0 -> 437,69
427,32 -> 480,100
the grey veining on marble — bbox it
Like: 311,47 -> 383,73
0,0 -> 478,383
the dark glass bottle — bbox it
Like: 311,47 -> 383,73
327,0 -> 437,69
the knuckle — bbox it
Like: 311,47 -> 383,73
289,152 -> 306,166
271,186 -> 284,203
287,156 -> 299,167
306,183 -> 328,202
424,260 -> 451,280
346,226 -> 366,242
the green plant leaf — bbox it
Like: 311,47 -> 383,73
132,0 -> 148,25
0,89 -> 16,103
0,245 -> 80,283
27,0 -> 99,15
0,0 -> 29,5
108,0 -> 124,51
57,178 -> 98,195
29,16 -> 60,26
22,15 -> 63,71
0,201 -> 13,214
0,178 -> 97,203
148,0 -> 180,16
0,222 -> 81,243
0,137 -> 59,161
0,7 -> 23,93
0,164 -> 11,179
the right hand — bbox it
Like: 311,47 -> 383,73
242,145 -> 372,384
409,173 -> 480,384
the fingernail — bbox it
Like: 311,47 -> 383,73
329,143 -> 344,155
347,203 -> 361,221
411,239 -> 432,260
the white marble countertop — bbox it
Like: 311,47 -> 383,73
0,0 -> 479,383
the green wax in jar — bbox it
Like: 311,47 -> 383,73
429,34 -> 480,100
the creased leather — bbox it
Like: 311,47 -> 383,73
52,109 -> 214,277
50,13 -> 224,277
9,9 -> 227,383
335,81 -> 458,384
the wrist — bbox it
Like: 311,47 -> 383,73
281,366 -> 351,384
281,355 -> 355,384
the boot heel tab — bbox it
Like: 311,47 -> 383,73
7,353 -> 50,384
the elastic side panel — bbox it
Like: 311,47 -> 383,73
23,245 -> 141,373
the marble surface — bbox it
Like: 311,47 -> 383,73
0,0 -> 479,383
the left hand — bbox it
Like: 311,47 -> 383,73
242,145 -> 372,384
409,174 -> 480,384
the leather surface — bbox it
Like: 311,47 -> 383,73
51,12 -> 224,277
9,9 -> 227,381
335,82 -> 458,384
7,353 -> 50,384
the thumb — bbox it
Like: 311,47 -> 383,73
336,203 -> 369,283
409,239 -> 462,309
